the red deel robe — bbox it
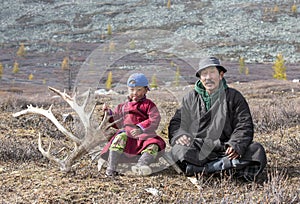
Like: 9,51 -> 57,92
100,97 -> 166,163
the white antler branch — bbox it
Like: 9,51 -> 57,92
13,104 -> 81,144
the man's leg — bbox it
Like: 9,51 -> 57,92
171,144 -> 210,176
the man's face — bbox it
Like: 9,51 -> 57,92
128,86 -> 148,101
198,66 -> 224,94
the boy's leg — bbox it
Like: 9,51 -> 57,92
106,132 -> 127,177
139,144 -> 159,165
106,150 -> 122,176
132,144 -> 158,176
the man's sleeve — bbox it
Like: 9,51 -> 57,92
225,92 -> 254,156
168,95 -> 193,146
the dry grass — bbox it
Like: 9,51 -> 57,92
0,80 -> 299,203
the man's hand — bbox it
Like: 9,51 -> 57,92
225,146 -> 240,160
175,135 -> 191,146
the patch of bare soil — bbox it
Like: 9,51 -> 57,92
0,79 -> 299,203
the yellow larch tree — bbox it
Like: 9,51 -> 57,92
174,66 -> 180,87
150,74 -> 158,89
238,57 -> 246,74
105,71 -> 112,90
0,63 -> 3,79
272,53 -> 287,80
17,43 -> 26,57
245,67 -> 249,75
61,57 -> 69,70
167,0 -> 171,9
129,40 -> 136,49
291,4 -> 297,17
273,5 -> 279,13
107,24 -> 112,35
13,61 -> 19,74
109,41 -> 115,52
28,73 -> 34,80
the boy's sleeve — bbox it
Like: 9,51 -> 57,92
137,103 -> 161,132
109,104 -> 124,129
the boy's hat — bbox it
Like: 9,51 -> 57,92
196,56 -> 227,77
127,73 -> 149,88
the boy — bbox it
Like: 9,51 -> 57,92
100,73 -> 166,177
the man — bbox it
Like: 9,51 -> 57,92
168,56 -> 267,181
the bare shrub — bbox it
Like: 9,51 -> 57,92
0,140 -> 44,162
251,98 -> 299,134
262,167 -> 299,203
287,135 -> 300,152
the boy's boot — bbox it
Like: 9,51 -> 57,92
106,150 -> 122,177
131,152 -> 155,176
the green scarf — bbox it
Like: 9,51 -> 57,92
194,78 -> 228,110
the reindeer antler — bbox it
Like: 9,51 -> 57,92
13,86 -> 115,172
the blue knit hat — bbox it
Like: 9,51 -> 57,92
127,73 -> 149,88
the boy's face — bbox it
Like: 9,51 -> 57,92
128,86 -> 148,101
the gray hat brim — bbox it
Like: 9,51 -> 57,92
195,64 -> 227,77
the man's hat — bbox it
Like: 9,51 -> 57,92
127,73 -> 149,87
196,56 -> 227,77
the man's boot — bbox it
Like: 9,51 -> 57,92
106,150 -> 122,177
185,164 -> 205,176
131,152 -> 155,176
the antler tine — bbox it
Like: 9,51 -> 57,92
105,118 -> 122,130
97,111 -> 122,131
38,133 -> 81,172
81,89 -> 97,122
38,133 -> 68,171
88,103 -> 97,120
49,86 -> 92,130
82,88 -> 92,109
72,89 -> 94,130
48,86 -> 72,101
98,111 -> 108,130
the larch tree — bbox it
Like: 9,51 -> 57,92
272,53 -> 287,80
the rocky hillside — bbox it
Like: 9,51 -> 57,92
0,0 -> 299,93
2,0 -> 300,61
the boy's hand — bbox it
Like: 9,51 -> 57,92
130,128 -> 142,137
102,103 -> 109,112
